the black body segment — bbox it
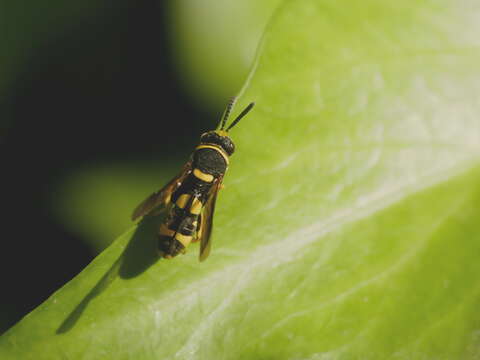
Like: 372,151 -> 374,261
193,148 -> 228,178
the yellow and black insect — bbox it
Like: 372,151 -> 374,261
131,98 -> 255,261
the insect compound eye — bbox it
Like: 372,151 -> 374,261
221,137 -> 235,155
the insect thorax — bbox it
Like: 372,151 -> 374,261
193,147 -> 228,177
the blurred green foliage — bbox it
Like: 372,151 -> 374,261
3,0 -> 480,358
1,0 -> 137,334
50,163 -> 175,251
2,1 -> 106,95
167,0 -> 282,109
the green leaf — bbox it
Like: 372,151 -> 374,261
3,0 -> 480,358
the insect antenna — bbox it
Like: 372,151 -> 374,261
219,97 -> 237,130
226,102 -> 255,132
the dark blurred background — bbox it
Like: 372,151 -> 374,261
1,0 -> 275,334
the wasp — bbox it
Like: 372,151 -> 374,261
131,98 -> 255,261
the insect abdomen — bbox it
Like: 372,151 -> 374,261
158,191 -> 203,257
158,146 -> 227,258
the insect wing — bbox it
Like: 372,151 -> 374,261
198,179 -> 222,262
131,161 -> 192,220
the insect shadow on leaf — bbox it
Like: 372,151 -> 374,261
56,214 -> 164,334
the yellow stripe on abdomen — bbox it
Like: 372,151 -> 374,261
176,194 -> 191,209
175,233 -> 193,247
190,197 -> 203,215
159,224 -> 175,237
